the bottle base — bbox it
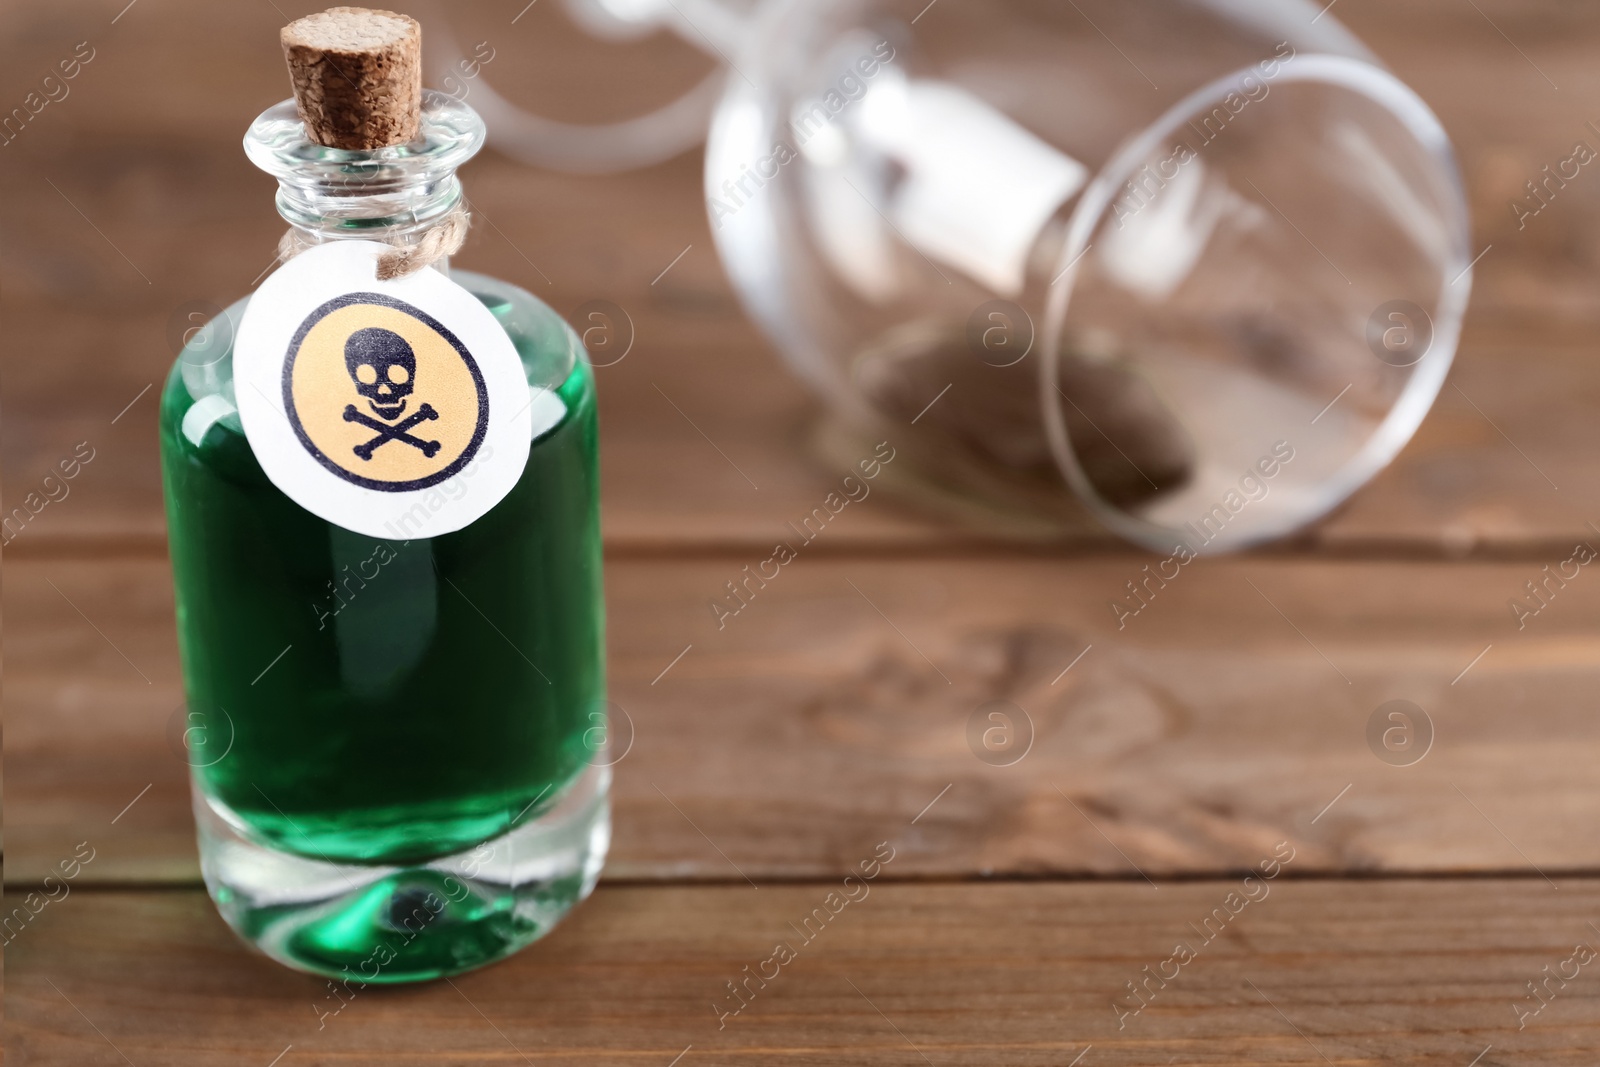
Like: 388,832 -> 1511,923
194,763 -> 610,983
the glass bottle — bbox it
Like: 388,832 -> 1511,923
159,91 -> 609,983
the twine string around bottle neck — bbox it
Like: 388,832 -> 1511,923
276,205 -> 471,280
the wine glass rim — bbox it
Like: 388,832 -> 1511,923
1038,52 -> 1474,554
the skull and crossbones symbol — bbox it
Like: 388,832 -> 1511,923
340,327 -> 442,461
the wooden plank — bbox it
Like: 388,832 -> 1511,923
9,879 -> 1598,1065
11,554 -> 1600,885
6,2 -> 1600,555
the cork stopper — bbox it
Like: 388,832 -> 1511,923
281,7 -> 421,150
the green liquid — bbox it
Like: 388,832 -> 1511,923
161,271 -> 605,867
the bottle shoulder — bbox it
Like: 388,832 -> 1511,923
161,268 -> 594,455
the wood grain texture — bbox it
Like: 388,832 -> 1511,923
9,880 -> 1599,1065
4,1 -> 1600,555
11,553 -> 1599,885
5,2 -> 1600,1057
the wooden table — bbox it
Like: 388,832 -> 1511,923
6,1 -> 1599,1062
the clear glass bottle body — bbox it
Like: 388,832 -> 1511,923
159,95 -> 608,982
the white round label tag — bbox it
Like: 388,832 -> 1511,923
234,242 -> 532,539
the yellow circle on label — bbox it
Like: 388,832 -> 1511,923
285,295 -> 488,491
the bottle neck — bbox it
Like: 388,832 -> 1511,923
275,170 -> 464,244
246,91 -> 485,263
276,173 -> 462,276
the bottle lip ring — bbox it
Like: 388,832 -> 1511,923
1038,53 -> 1473,555
244,90 -> 486,182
